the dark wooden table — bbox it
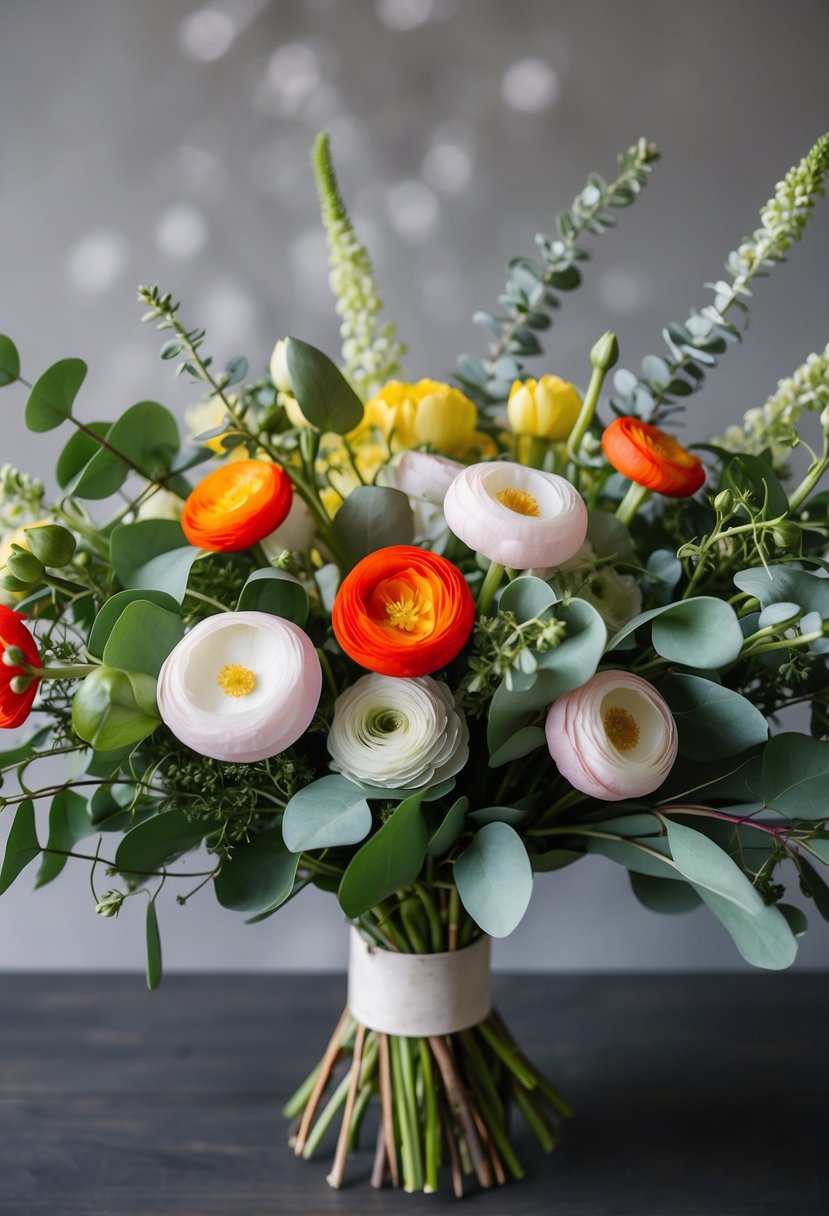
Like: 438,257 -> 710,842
1,972 -> 825,1215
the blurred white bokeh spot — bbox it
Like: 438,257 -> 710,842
596,266 -> 652,316
263,42 -> 322,115
417,249 -> 465,324
422,141 -> 474,194
290,228 -> 334,309
376,0 -> 435,31
179,7 -> 237,62
501,58 -> 561,112
387,180 -> 440,243
199,279 -> 259,345
155,204 -> 208,260
65,230 -> 129,293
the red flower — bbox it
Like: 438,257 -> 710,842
332,546 -> 475,677
0,606 -> 41,729
181,460 -> 293,552
601,417 -> 705,498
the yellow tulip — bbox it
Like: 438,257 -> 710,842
364,380 -> 479,456
508,376 -> 582,442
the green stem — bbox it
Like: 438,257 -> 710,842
614,481 -> 651,527
512,1084 -> 556,1153
788,436 -> 829,513
184,588 -> 232,614
316,647 -> 339,698
567,364 -> 605,462
477,559 -> 505,617
418,1040 -> 439,1193
525,436 -> 549,469
413,883 -> 444,953
477,1020 -> 537,1090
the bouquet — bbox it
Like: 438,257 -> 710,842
2,130 -> 829,1197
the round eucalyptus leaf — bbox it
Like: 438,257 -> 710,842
0,334 -> 20,386
454,822 -> 533,938
338,793 -> 427,919
25,358 -> 87,432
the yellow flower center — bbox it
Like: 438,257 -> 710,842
384,590 -> 432,633
217,663 -> 257,698
603,706 -> 640,753
496,487 -> 541,517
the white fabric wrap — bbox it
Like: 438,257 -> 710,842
347,927 -> 491,1036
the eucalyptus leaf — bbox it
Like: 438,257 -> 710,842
734,566 -> 829,618
214,828 -> 299,916
88,589 -> 183,659
468,805 -> 528,827
529,847 -> 583,873
35,791 -> 92,888
0,334 -> 20,386
629,870 -> 702,914
426,796 -> 469,858
338,793 -> 428,918
454,822 -> 533,938
608,597 -> 743,667
25,358 -> 86,432
488,725 -> 547,768
797,856 -> 829,921
70,402 -> 180,499
237,568 -> 309,625
692,887 -> 797,970
56,423 -> 111,488
285,336 -> 364,434
331,486 -> 414,564
499,576 -> 556,623
103,600 -> 184,679
115,809 -> 205,876
71,667 -> 160,752
282,775 -> 373,853
661,673 -> 768,760
145,900 -> 162,989
749,733 -> 829,819
664,820 -> 763,913
111,520 -> 201,602
0,800 -> 40,895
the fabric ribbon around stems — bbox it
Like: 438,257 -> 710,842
347,927 -> 492,1036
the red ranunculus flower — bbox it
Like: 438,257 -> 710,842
0,605 -> 41,729
601,417 -> 705,498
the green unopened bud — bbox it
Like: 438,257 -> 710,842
820,404 -> 829,434
2,645 -> 27,668
713,489 -> 733,515
6,549 -> 43,583
24,524 -> 76,568
771,520 -> 801,550
95,890 -> 125,918
590,330 -> 619,373
9,674 -> 34,694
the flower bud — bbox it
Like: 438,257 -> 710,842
507,376 -> 582,441
269,338 -> 293,393
95,890 -> 125,918
771,520 -> 801,550
6,549 -> 43,584
24,524 -> 76,568
713,489 -> 733,515
9,674 -> 34,694
590,330 -> 619,373
2,645 -> 27,667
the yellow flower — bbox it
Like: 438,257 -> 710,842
507,376 -> 582,441
186,398 -> 236,456
364,380 -> 479,455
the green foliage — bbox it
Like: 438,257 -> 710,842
613,133 -> 829,423
749,733 -> 829,819
236,568 -> 309,625
0,335 -> 20,386
25,358 -> 86,432
145,899 -> 162,989
102,600 -> 184,679
71,667 -> 160,751
608,597 -> 743,667
285,336 -> 364,434
312,132 -> 406,399
457,139 -> 659,404
67,402 -> 180,499
88,590 -> 183,659
24,524 -> 76,568
629,871 -> 702,914
426,795 -> 469,858
214,828 -> 299,919
0,800 -> 40,895
115,808 -> 205,876
111,520 -> 201,602
661,673 -> 769,760
454,822 -> 533,937
35,791 -> 92,888
338,793 -> 427,918
331,485 -> 414,564
283,775 -> 373,853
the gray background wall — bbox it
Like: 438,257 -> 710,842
1,0 -> 828,972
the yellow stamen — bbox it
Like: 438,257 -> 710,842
496,487 -> 541,517
603,706 -> 640,753
217,663 -> 257,698
384,591 -> 432,632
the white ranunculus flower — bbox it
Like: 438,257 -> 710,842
157,611 -> 321,762
260,495 -> 316,559
328,673 -> 469,789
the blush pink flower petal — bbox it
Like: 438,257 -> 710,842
545,670 -> 677,800
395,451 -> 464,504
157,610 -> 322,762
443,461 -> 588,569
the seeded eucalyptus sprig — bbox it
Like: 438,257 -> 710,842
613,133 -> 829,425
457,138 -> 659,406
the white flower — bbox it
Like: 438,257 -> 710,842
545,670 -> 677,800
136,488 -> 183,523
551,541 -> 643,633
260,495 -> 316,558
269,338 -> 293,393
157,611 -> 321,762
444,461 -> 588,569
394,451 -> 464,505
328,673 -> 469,789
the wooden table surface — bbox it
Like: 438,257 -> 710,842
1,972 -> 825,1215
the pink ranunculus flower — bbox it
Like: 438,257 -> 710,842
395,451 -> 464,504
545,670 -> 677,800
443,461 -> 588,569
157,611 -> 321,762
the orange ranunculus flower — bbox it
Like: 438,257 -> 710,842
332,546 -> 475,678
0,605 -> 41,728
181,460 -> 293,552
601,417 -> 705,498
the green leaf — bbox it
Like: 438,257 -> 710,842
56,422 -> 111,488
692,888 -> 797,970
664,820 -> 763,913
661,674 -> 768,760
282,775 -> 373,853
111,520 -> 201,602
214,828 -> 299,917
529,847 -> 583,873
35,791 -> 92,888
0,800 -> 40,895
236,568 -> 309,626
734,565 -> 829,617
70,402 -> 180,499
72,667 -> 160,752
629,870 -> 702,914
426,796 -> 469,857
487,725 -> 546,768
338,793 -> 428,918
797,856 -> 829,922
778,903 -> 808,937
468,805 -> 528,827
750,733 -> 829,819
586,509 -> 634,562
23,524 -> 76,568
455,822 -> 533,938
0,334 -> 20,386
583,819 -> 678,879
115,809 -> 205,876
88,589 -> 183,659
721,454 -> 789,518
145,900 -> 162,989
102,600 -> 184,679
25,358 -> 86,432
607,597 -> 743,667
285,336 -> 364,434
331,486 -> 414,565
499,576 -> 556,623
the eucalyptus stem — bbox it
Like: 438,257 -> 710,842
615,481 -> 651,527
477,560 -> 505,617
